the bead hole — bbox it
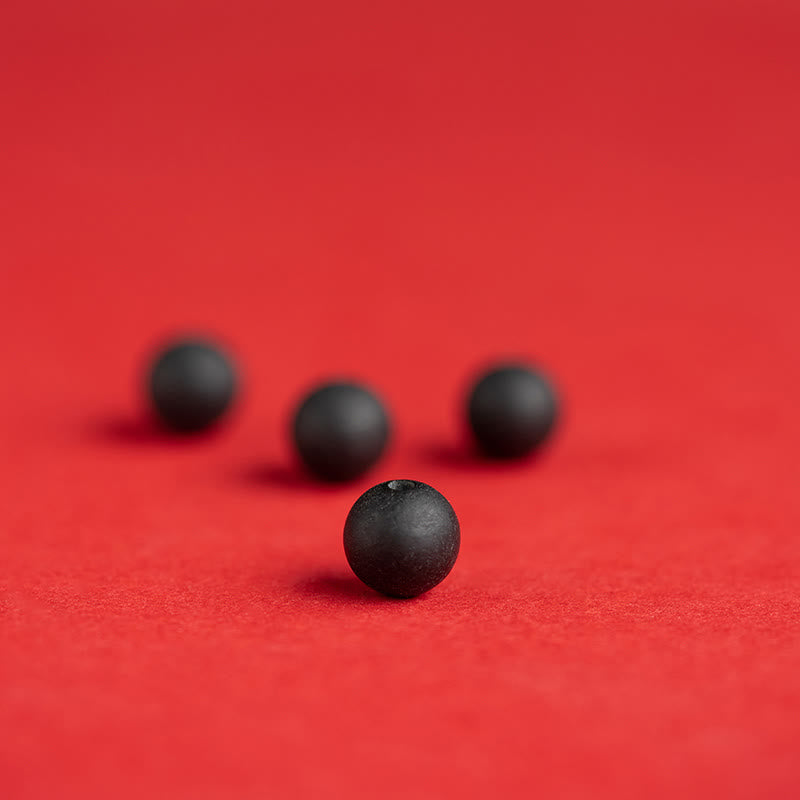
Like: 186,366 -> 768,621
387,479 -> 416,491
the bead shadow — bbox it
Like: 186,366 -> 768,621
295,571 -> 415,604
89,415 -> 225,446
238,462 -> 355,493
419,441 -> 549,471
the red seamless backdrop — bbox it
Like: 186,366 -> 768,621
1,1 -> 799,798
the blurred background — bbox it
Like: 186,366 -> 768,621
3,0 -> 798,430
1,1 -> 799,798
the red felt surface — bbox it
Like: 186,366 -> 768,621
2,1 -> 800,798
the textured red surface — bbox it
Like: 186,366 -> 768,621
2,1 -> 800,798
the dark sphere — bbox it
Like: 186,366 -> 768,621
292,382 -> 390,482
467,363 -> 559,459
147,338 -> 238,432
344,479 -> 460,598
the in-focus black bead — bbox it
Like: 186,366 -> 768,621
292,382 -> 390,482
344,479 -> 460,598
147,338 -> 238,432
467,363 -> 559,459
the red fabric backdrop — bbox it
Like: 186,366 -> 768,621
2,1 -> 799,797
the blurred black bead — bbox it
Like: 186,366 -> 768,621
344,479 -> 460,598
467,363 -> 559,458
147,338 -> 238,432
292,382 -> 390,482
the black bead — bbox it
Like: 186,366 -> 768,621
344,480 -> 460,598
147,338 -> 238,432
292,382 -> 390,482
467,363 -> 559,459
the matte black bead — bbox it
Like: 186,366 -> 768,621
344,479 -> 460,598
467,363 -> 559,458
292,382 -> 390,482
147,338 -> 238,432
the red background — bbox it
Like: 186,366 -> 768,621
2,1 -> 799,798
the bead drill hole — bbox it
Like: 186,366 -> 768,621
387,480 -> 416,491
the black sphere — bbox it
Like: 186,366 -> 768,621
292,382 -> 390,482
344,479 -> 460,598
147,338 -> 238,432
467,363 -> 559,458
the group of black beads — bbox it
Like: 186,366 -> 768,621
147,337 -> 560,598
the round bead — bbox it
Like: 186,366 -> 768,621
147,338 -> 238,432
292,382 -> 390,482
344,479 -> 460,598
467,363 -> 559,458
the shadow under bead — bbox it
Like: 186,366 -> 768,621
344,479 -> 460,598
467,363 -> 559,459
292,381 -> 390,482
147,338 -> 238,432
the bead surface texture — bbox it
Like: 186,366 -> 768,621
147,338 -> 238,432
344,479 -> 460,598
292,382 -> 390,482
467,363 -> 559,458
